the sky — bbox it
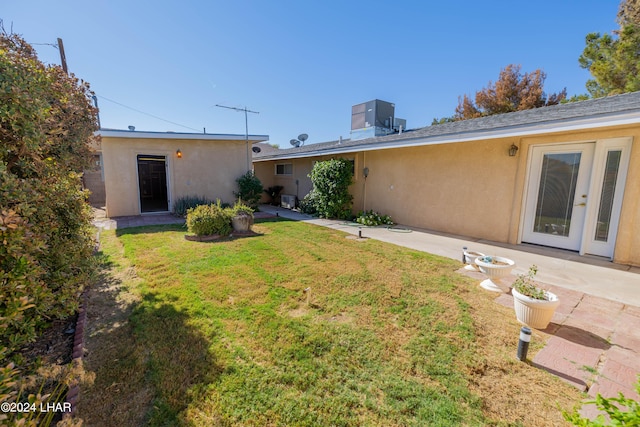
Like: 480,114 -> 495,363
3,1 -> 622,147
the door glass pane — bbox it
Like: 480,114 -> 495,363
533,153 -> 582,237
594,150 -> 621,242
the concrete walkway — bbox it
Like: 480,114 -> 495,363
93,206 -> 640,410
257,205 -> 640,407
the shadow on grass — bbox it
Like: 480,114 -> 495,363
115,223 -> 187,237
113,217 -> 295,238
77,250 -> 223,427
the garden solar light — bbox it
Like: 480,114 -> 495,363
517,326 -> 532,361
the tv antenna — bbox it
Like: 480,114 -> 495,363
290,133 -> 308,148
215,104 -> 259,171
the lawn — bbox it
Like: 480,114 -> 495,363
77,218 -> 583,426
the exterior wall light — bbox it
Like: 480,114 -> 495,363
363,167 -> 369,178
509,144 -> 519,157
176,149 -> 182,158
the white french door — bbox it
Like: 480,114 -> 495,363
522,138 -> 631,258
522,143 -> 594,251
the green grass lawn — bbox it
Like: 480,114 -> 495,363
78,218 -> 583,426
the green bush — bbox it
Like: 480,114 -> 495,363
186,200 -> 232,236
0,30 -> 98,422
355,210 -> 393,226
231,201 -> 254,217
0,30 -> 97,357
298,190 -> 318,215
564,377 -> 640,426
234,171 -> 263,208
308,158 -> 353,219
173,195 -> 210,217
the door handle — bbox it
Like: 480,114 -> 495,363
574,202 -> 586,207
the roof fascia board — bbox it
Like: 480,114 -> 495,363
98,129 -> 269,142
254,112 -> 640,162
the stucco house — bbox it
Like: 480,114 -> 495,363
253,93 -> 640,266
93,129 -> 268,217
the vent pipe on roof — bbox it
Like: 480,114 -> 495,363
339,136 -> 342,144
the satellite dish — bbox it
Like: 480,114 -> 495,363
290,139 -> 301,147
298,133 -> 308,142
252,146 -> 261,153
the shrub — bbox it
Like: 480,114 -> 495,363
298,190 -> 318,215
263,185 -> 284,205
234,171 -> 263,209
355,210 -> 393,226
173,195 -> 210,217
0,29 -> 98,419
186,200 -> 232,236
0,30 -> 97,359
564,376 -> 640,425
308,158 -> 353,219
231,201 -> 254,217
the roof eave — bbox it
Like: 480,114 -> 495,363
97,129 -> 269,143
254,111 -> 640,162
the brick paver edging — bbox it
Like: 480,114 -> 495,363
63,290 -> 88,420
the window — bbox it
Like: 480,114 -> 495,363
275,163 -> 293,176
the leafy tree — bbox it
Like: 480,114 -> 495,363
0,27 -> 98,359
453,64 -> 567,120
579,0 -> 640,97
307,158 -> 353,219
431,116 -> 455,125
617,0 -> 640,27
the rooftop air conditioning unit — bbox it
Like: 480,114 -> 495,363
281,194 -> 296,209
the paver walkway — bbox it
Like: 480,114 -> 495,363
461,268 -> 640,407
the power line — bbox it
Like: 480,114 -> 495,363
97,94 -> 202,132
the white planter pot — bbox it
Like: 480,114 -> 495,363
474,256 -> 515,292
512,288 -> 560,329
463,250 -> 485,271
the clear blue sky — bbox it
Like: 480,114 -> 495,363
4,1 -> 621,147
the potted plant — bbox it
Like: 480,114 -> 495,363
474,255 -> 515,292
511,265 -> 560,329
230,201 -> 254,233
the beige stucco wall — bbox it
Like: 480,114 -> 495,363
254,124 -> 640,266
102,136 -> 247,217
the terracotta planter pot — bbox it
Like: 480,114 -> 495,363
231,214 -> 253,232
474,256 -> 515,292
512,287 -> 560,329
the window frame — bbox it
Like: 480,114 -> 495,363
275,163 -> 293,176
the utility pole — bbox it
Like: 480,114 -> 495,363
92,95 -> 101,129
215,104 -> 259,171
56,38 -> 68,74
